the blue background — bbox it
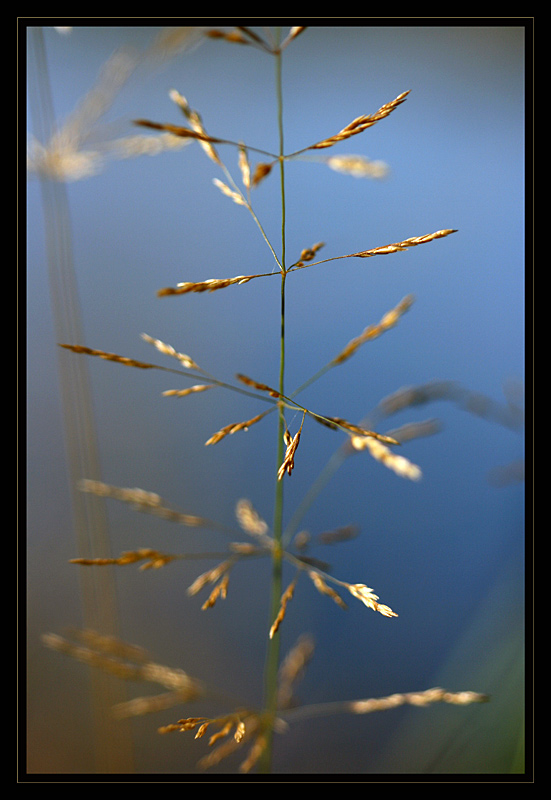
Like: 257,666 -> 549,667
26,24 -> 526,775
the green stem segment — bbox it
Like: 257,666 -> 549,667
259,38 -> 287,774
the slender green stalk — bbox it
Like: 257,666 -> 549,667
258,35 -> 287,774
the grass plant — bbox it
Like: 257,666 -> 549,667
28,24 -> 525,776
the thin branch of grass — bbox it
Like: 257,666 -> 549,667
285,90 -> 411,157
59,342 -> 281,407
156,230 -> 456,297
280,686 -> 490,725
287,228 -> 458,274
78,479 -> 231,532
42,631 -> 204,699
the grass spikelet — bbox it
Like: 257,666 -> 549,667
79,479 -> 161,507
187,559 -> 235,600
351,435 -> 422,481
205,28 -> 258,47
384,419 -> 441,444
140,332 -> 200,369
347,583 -> 398,617
59,343 -> 156,369
293,241 -> 325,268
235,498 -> 269,538
325,154 -> 389,179
205,411 -> 270,445
351,228 -> 457,258
251,161 -> 273,187
162,384 -> 214,397
318,524 -> 359,546
277,415 -> 305,480
236,373 -> 282,397
162,709 -> 267,772
238,733 -> 268,774
134,118 -> 224,148
277,633 -> 315,709
42,631 -> 204,700
238,143 -> 251,189
314,415 -> 400,445
305,91 -> 410,151
158,274 -> 255,296
168,89 -> 222,166
70,547 -> 177,570
377,380 -> 464,415
332,295 -> 415,365
201,573 -> 230,609
308,571 -> 348,610
269,576 -> 299,639
212,177 -> 247,206
348,687 -> 489,715
78,479 -> 214,528
280,26 -> 307,49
